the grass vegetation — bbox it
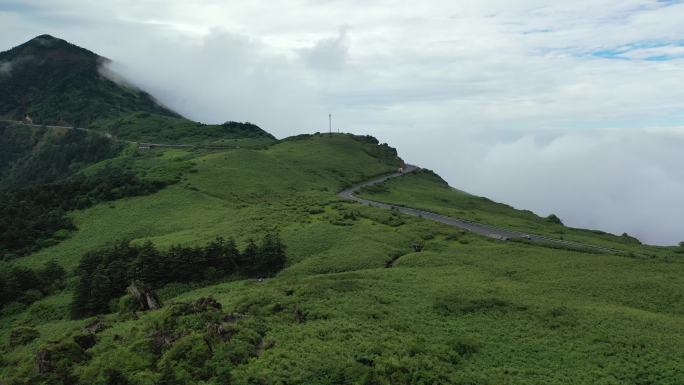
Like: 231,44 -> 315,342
89,112 -> 276,146
1,133 -> 682,384
0,165 -> 169,259
0,122 -> 124,188
0,122 -> 41,179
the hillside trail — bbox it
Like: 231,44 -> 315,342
0,119 -> 239,150
339,166 -> 624,255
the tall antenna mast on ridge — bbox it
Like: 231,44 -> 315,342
329,113 -> 332,135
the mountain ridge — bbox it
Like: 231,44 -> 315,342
0,34 -> 179,127
0,35 -> 277,189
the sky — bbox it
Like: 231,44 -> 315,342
1,0 -> 683,245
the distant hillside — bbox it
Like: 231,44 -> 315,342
0,35 -> 278,187
89,112 -> 276,146
0,121 -> 124,189
0,34 -> 178,127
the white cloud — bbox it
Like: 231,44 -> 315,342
300,26 -> 349,71
1,0 -> 683,244
392,127 -> 684,245
0,61 -> 11,76
100,28 -> 324,134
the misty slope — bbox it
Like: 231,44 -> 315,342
0,35 -> 178,126
0,36 -> 277,188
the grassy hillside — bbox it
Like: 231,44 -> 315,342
89,112 -> 276,146
12,133 -> 400,270
0,116 -> 276,261
0,122 -> 41,179
1,134 -> 683,384
0,114 -> 275,189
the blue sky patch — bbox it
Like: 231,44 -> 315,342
590,40 -> 684,61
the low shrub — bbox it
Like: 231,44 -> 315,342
9,326 -> 40,347
434,295 -> 523,316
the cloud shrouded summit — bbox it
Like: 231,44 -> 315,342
1,0 -> 683,244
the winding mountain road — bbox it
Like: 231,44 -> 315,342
339,166 -> 624,255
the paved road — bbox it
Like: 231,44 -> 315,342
339,166 -> 624,255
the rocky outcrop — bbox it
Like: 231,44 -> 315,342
126,280 -> 162,311
84,317 -> 109,334
36,341 -> 88,378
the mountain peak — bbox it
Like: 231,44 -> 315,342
0,36 -> 177,126
29,34 -> 60,44
2,34 -> 100,63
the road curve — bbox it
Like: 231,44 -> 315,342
339,166 -> 624,255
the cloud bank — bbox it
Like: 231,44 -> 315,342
392,128 -> 684,245
1,0 -> 683,244
0,61 -> 13,76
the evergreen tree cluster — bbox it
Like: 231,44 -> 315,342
71,234 -> 286,318
0,168 -> 169,260
0,127 -> 124,188
0,260 -> 66,308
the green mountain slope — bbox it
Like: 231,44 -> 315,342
0,35 -> 177,126
0,121 -> 124,188
89,112 -> 275,146
0,35 -> 277,189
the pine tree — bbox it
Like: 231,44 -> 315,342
71,273 -> 92,318
87,264 -> 113,315
257,232 -> 286,276
166,245 -> 188,283
38,259 -> 66,291
240,239 -> 259,276
221,237 -> 239,275
204,236 -> 225,270
188,246 -> 207,282
134,241 -> 162,286
71,250 -> 102,318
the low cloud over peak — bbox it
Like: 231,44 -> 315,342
0,61 -> 11,76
